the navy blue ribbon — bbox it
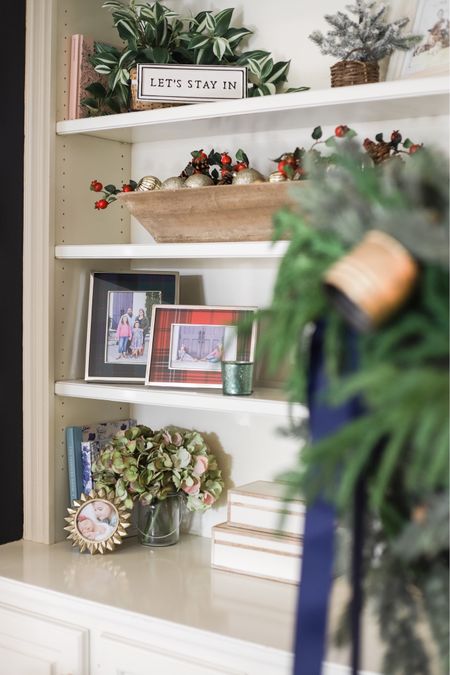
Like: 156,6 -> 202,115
293,322 -> 362,675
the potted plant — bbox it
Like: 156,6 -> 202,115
258,144 -> 449,673
309,0 -> 421,87
86,1 -> 306,114
89,1 -> 186,111
92,425 -> 225,546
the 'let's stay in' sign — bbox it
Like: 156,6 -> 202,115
136,64 -> 248,103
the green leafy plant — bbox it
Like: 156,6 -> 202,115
179,7 -> 252,64
86,1 -> 308,113
92,425 -> 225,512
236,50 -> 307,96
81,80 -> 123,115
90,1 -> 184,109
259,144 -> 449,674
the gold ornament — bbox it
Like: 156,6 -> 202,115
324,230 -> 418,332
232,168 -> 266,185
269,171 -> 288,183
184,173 -> 214,188
64,489 -> 131,555
136,175 -> 162,192
161,176 -> 186,190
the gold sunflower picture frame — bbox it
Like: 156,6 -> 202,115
65,489 -> 131,554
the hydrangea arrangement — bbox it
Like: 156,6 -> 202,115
92,425 -> 224,512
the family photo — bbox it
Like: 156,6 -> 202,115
169,323 -> 238,372
104,290 -> 161,365
75,500 -> 118,543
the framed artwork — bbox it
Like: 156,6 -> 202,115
145,305 -> 257,388
85,271 -> 179,382
387,0 -> 449,80
65,490 -> 131,554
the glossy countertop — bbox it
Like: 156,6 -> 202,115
0,534 -> 383,670
0,534 -> 297,652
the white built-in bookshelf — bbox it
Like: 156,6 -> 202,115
16,0 -> 450,672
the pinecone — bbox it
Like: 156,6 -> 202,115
363,138 -> 392,164
217,172 -> 233,185
181,158 -> 211,178
191,157 -> 210,174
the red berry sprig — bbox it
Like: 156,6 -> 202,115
271,126 -> 358,179
233,161 -> 248,172
90,178 -> 137,210
95,199 -> 109,210
90,179 -> 103,192
335,124 -> 350,138
220,152 -> 232,166
272,148 -> 305,179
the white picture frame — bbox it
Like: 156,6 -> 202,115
386,0 -> 450,80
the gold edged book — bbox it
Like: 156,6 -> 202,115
211,522 -> 302,585
227,480 -> 306,537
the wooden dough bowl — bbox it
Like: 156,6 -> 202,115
118,181 -> 306,243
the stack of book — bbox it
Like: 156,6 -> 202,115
211,480 -> 305,584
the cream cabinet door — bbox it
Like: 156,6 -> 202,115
0,603 -> 88,675
94,632 -> 249,675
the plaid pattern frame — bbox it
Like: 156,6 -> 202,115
146,305 -> 257,387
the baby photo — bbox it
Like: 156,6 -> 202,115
75,500 -> 119,543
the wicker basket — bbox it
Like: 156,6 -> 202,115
129,67 -> 184,112
330,60 -> 379,87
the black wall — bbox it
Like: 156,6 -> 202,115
0,0 -> 25,544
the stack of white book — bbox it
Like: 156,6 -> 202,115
211,480 -> 305,584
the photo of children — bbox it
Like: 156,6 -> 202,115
104,290 -> 160,365
75,500 -> 119,543
169,324 -> 237,372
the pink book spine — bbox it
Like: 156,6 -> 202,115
68,34 -> 81,119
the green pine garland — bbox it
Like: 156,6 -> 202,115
260,143 -> 449,674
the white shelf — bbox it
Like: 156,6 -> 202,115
55,241 -> 289,260
56,77 -> 449,144
55,380 -> 307,417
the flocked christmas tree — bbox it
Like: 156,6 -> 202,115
309,0 -> 420,63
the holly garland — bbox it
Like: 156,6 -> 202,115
89,147 -> 252,208
89,127 -> 423,209
270,125 -> 422,180
181,148 -> 250,184
258,143 -> 449,674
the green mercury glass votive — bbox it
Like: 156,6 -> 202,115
221,361 -> 254,396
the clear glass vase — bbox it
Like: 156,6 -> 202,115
137,495 -> 181,547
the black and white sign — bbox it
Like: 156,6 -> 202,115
136,63 -> 247,103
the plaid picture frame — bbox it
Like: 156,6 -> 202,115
145,305 -> 257,388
